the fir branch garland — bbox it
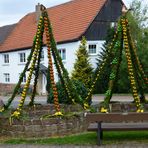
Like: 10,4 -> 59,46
85,29 -> 119,106
11,16 -> 44,118
121,17 -> 143,112
29,45 -> 44,106
42,10 -> 82,105
3,36 -> 37,111
126,19 -> 146,103
101,19 -> 123,112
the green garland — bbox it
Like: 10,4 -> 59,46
10,16 -> 44,118
42,11 -> 72,104
101,19 -> 123,112
121,17 -> 143,112
42,10 -> 82,105
84,27 -> 120,109
1,37 -> 37,112
29,45 -> 44,106
126,21 -> 147,103
29,20 -> 44,106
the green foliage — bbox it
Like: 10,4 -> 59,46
47,80 -> 88,104
71,36 -> 93,90
127,0 -> 148,70
1,131 -> 148,145
122,0 -> 148,93
4,36 -> 37,110
117,51 -> 131,93
43,10 -> 82,104
95,0 -> 148,94
93,28 -> 115,94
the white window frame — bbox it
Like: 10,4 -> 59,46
58,48 -> 66,60
4,73 -> 10,82
88,44 -> 97,55
19,52 -> 26,63
3,54 -> 9,64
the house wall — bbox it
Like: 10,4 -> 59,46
39,40 -> 104,77
0,40 -> 104,94
0,49 -> 30,84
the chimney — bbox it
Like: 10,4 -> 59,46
36,3 -> 42,23
122,5 -> 128,15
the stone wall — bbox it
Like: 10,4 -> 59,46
0,83 -> 33,95
0,103 -> 148,138
0,83 -> 15,95
0,104 -> 87,138
0,115 -> 86,138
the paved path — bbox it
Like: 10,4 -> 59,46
0,143 -> 148,148
0,94 -> 143,108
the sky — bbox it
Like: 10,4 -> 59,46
0,0 -> 148,27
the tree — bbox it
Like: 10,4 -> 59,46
127,0 -> 148,71
94,28 -> 115,94
117,0 -> 148,93
71,36 -> 93,90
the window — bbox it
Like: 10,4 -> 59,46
41,50 -> 44,61
4,73 -> 10,82
88,44 -> 97,54
58,49 -> 66,60
4,54 -> 9,63
19,73 -> 26,83
19,53 -> 26,63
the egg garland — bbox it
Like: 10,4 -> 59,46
11,16 -> 44,119
84,30 -> 119,109
44,16 -> 61,114
126,20 -> 148,85
121,18 -> 143,113
100,20 -> 123,113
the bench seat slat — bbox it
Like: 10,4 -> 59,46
88,123 -> 148,131
86,113 -> 148,123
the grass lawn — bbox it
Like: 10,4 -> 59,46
0,131 -> 148,145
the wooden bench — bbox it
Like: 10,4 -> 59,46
86,113 -> 148,145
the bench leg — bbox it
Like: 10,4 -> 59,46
97,122 -> 103,146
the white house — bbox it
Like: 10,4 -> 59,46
0,0 -> 125,95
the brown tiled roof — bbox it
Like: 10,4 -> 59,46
0,0 -> 107,53
0,24 -> 16,44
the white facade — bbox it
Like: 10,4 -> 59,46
0,40 -> 104,94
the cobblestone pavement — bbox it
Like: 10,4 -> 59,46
0,143 -> 148,148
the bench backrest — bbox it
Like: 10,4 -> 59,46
86,113 -> 148,123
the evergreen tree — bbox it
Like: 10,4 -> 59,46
117,0 -> 148,93
71,36 -> 93,89
127,0 -> 148,73
94,28 -> 115,94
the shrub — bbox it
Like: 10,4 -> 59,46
47,80 -> 88,104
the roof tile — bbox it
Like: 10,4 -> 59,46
0,0 -> 107,52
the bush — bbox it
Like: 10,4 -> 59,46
47,80 -> 88,104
